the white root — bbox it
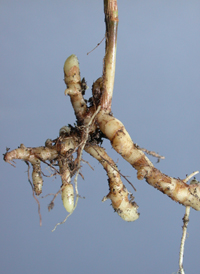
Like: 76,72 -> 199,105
85,144 -> 139,222
178,206 -> 191,274
32,162 -> 43,195
4,143 -> 58,164
64,55 -> 87,121
96,111 -> 200,211
58,157 -> 74,213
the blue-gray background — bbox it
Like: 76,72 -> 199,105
1,1 -> 200,273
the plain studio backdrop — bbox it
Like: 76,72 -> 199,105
1,1 -> 200,274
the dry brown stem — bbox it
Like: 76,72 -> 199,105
101,0 -> 118,112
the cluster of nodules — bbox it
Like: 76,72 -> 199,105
3,54 -> 142,222
4,123 -> 141,221
3,127 -> 78,213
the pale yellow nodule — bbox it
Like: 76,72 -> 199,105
61,183 -> 74,213
64,54 -> 80,86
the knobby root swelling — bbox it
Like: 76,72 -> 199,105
4,53 -> 200,224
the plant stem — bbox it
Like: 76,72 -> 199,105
101,0 -> 118,112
